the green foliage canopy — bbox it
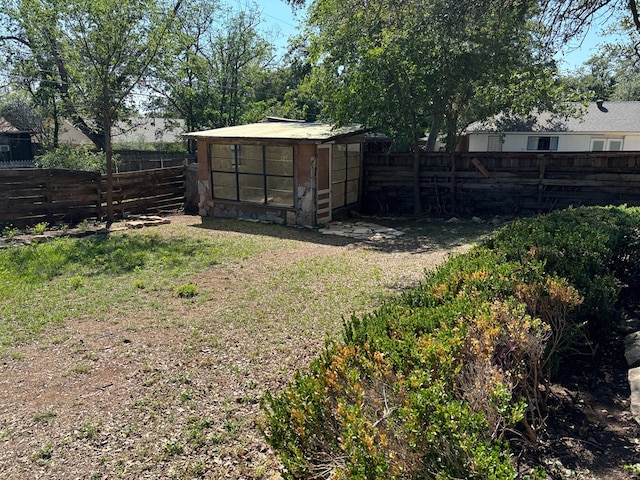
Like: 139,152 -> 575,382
562,42 -> 640,101
1,0 -> 182,151
148,1 -> 313,142
304,0 -> 567,151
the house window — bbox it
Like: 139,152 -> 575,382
527,136 -> 559,151
210,144 -> 294,206
591,138 -> 623,151
331,143 -> 361,209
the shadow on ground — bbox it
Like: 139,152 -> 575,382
188,214 -> 501,254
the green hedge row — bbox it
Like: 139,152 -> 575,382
261,206 -> 640,479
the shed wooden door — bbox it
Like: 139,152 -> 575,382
316,145 -> 331,225
331,143 -> 361,210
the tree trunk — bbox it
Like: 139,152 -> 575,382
450,152 -> 456,214
67,111 -> 106,150
425,114 -> 443,152
446,112 -> 458,154
104,94 -> 114,226
52,100 -> 60,149
446,112 -> 458,213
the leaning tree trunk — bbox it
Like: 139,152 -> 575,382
103,92 -> 115,226
52,100 -> 60,149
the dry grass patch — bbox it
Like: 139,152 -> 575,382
0,214 -> 494,479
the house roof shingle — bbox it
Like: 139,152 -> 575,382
0,117 -> 23,134
562,101 -> 640,132
468,101 -> 640,134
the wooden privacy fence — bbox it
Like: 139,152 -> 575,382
115,151 -> 196,172
0,166 -> 185,228
363,152 -> 640,216
0,168 -> 100,227
104,166 -> 185,219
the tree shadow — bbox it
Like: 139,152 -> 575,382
519,324 -> 640,478
188,215 -> 500,254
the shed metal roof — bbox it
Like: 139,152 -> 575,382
184,122 -> 366,142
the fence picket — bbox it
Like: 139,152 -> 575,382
0,166 -> 185,228
362,151 -> 640,215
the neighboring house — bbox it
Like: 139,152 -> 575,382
185,119 -> 368,227
54,119 -> 93,145
464,101 -> 640,152
0,117 -> 34,168
54,117 -> 185,148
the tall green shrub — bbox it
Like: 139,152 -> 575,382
485,206 -> 640,335
262,206 -> 640,479
34,144 -> 107,172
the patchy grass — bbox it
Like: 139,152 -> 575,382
33,408 -> 57,424
0,214 -> 495,479
0,228 -> 266,348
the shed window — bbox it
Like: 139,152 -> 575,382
526,136 -> 558,151
210,144 -> 294,206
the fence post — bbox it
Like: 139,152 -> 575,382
412,146 -> 421,214
183,162 -> 188,212
537,155 -> 546,207
95,171 -> 103,222
450,153 -> 456,214
45,169 -> 55,225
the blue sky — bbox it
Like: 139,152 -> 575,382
230,0 -> 627,72
226,0 -> 305,54
555,21 -> 628,73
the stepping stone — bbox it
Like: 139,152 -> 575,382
319,221 -> 405,241
625,332 -> 640,368
125,221 -> 146,229
629,366 -> 640,423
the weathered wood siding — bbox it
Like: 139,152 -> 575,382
363,152 -> 640,216
0,166 -> 185,228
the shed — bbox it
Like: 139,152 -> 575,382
185,120 -> 368,227
0,117 -> 34,168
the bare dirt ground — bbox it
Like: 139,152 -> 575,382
520,291 -> 640,480
0,214 -> 491,479
0,214 -> 638,479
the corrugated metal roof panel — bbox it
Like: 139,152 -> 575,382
184,122 -> 366,142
